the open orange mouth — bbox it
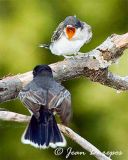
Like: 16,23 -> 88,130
66,26 -> 76,40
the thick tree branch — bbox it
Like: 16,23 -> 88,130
0,110 -> 111,160
0,33 -> 128,103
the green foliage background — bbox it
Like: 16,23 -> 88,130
0,0 -> 128,160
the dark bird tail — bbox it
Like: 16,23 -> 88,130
39,44 -> 50,49
21,109 -> 66,148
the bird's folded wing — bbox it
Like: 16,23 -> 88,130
18,88 -> 47,118
49,90 -> 72,125
51,22 -> 64,42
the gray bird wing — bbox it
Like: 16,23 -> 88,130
48,86 -> 72,125
51,22 -> 64,42
18,85 -> 47,119
19,81 -> 71,124
57,90 -> 71,125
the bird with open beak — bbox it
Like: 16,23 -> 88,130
18,65 -> 71,148
40,16 -> 92,58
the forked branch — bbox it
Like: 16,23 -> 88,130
0,33 -> 128,103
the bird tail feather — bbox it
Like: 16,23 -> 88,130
21,108 -> 66,148
39,44 -> 50,49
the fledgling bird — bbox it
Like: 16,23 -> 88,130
18,65 -> 71,149
40,16 -> 92,58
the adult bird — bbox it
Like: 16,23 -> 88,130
18,65 -> 71,148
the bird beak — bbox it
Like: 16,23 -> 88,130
66,25 -> 76,40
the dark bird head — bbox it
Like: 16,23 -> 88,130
63,16 -> 84,40
33,65 -> 53,78
64,16 -> 83,29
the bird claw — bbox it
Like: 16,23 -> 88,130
64,55 -> 72,59
64,53 -> 78,60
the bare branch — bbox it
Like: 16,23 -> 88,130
0,111 -> 30,122
0,110 -> 111,160
0,33 -> 128,103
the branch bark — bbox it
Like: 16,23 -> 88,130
0,33 -> 128,103
0,110 -> 111,160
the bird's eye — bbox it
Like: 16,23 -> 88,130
75,21 -> 83,29
66,26 -> 76,40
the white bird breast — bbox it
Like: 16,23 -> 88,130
50,24 -> 92,56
